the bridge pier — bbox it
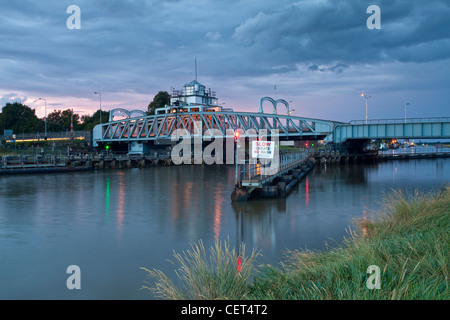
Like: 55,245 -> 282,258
232,157 -> 314,202
231,187 -> 249,201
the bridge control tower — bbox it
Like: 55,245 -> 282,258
155,80 -> 225,115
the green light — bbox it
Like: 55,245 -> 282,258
105,145 -> 110,149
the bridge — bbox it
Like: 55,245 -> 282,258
93,111 -> 450,151
334,117 -> 450,143
93,106 -> 344,148
92,78 -> 449,152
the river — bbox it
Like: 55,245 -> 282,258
0,157 -> 448,299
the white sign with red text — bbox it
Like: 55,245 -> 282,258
252,140 -> 275,159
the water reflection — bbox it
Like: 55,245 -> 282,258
232,199 -> 286,253
105,178 -> 110,222
0,159 -> 448,299
305,177 -> 309,206
117,171 -> 125,236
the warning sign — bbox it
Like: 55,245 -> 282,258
252,140 -> 275,159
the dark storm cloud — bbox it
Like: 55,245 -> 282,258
2,0 -> 449,82
231,0 -> 450,68
0,0 -> 449,119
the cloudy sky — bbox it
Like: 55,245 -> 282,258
1,0 -> 449,122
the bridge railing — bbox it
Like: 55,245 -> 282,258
1,154 -> 68,168
349,117 -> 450,125
238,151 -> 308,184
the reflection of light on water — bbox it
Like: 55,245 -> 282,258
393,166 -> 397,184
231,200 -> 282,254
305,177 -> 309,206
117,173 -> 125,233
105,178 -> 110,222
362,209 -> 367,236
183,182 -> 192,214
213,182 -> 224,240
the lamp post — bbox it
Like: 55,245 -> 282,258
361,93 -> 371,124
94,92 -> 102,125
38,97 -> 47,139
70,109 -> 81,139
404,102 -> 410,123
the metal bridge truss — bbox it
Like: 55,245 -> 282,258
94,111 -> 339,144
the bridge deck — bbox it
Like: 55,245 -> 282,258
93,110 -> 450,148
334,117 -> 450,143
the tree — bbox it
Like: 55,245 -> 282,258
46,109 -> 81,132
78,110 -> 109,130
0,102 -> 44,134
47,110 -> 65,132
147,91 -> 170,115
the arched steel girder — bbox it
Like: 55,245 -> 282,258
259,97 -> 290,115
108,108 -> 147,122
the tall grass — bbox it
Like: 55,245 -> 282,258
251,187 -> 449,299
141,186 -> 449,300
141,239 -> 261,300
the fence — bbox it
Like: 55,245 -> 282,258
238,151 -> 309,185
1,130 -> 91,142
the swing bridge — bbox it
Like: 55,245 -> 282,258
92,97 -> 450,151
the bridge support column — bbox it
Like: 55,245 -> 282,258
231,188 -> 249,202
276,182 -> 286,198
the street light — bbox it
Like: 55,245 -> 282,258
404,102 -> 410,123
38,97 -> 47,139
289,101 -> 295,116
361,93 -> 371,124
94,92 -> 102,125
70,109 -> 82,139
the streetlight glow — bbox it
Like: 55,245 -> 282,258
361,93 -> 372,124
38,97 -> 47,139
405,102 -> 411,123
94,92 -> 102,125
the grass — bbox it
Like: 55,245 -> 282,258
141,239 -> 261,300
141,186 -> 449,300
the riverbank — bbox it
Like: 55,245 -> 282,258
142,186 -> 449,300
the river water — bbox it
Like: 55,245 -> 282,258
0,157 -> 448,299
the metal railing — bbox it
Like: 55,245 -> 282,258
1,154 -> 68,168
349,117 -> 450,125
239,151 -> 308,183
379,145 -> 450,156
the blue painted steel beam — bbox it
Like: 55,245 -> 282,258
334,118 -> 450,143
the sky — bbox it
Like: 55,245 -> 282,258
0,0 -> 449,123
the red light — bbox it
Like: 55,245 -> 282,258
234,131 -> 240,140
305,142 -> 309,147
237,257 -> 242,273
